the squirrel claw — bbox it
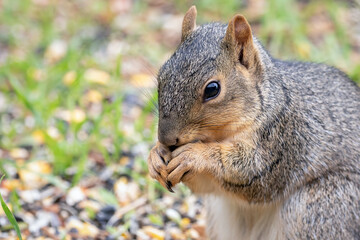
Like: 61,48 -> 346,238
166,181 -> 174,192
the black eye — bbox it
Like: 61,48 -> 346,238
203,81 -> 221,101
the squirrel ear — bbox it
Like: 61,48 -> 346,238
181,6 -> 197,42
224,15 -> 257,69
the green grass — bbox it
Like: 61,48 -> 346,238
0,0 -> 156,175
259,0 -> 359,80
0,175 -> 23,240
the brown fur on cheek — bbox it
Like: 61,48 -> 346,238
177,110 -> 257,146
177,77 -> 259,146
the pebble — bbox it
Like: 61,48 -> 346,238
136,229 -> 151,240
0,217 -> 8,226
66,186 -> 86,206
165,209 -> 181,224
40,186 -> 55,199
129,215 -> 140,235
29,211 -> 60,234
99,167 -> 114,181
96,205 -> 116,226
45,39 -> 67,63
185,228 -> 200,239
22,212 -> 35,225
183,195 -> 198,218
131,142 -> 150,159
114,177 -> 140,205
162,196 -> 175,206
19,189 -> 41,203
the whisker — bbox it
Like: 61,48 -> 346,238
138,86 -> 159,117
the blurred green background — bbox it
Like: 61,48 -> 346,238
0,0 -> 359,238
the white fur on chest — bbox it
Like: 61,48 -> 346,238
204,195 -> 284,240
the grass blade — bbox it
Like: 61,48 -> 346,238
0,175 -> 23,240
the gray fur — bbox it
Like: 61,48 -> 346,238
157,20 -> 360,239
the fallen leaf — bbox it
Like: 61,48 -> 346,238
84,68 -> 110,85
32,130 -> 45,144
179,217 -> 191,229
142,226 -> 165,240
66,217 -> 99,238
130,73 -> 155,88
1,179 -> 22,191
9,148 -> 29,159
84,90 -> 103,103
19,161 -> 52,189
63,71 -> 77,86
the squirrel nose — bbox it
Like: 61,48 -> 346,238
158,115 -> 180,147
158,133 -> 178,147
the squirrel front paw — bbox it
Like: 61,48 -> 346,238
147,142 -> 173,192
166,143 -> 208,188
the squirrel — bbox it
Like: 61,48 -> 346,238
148,6 -> 360,240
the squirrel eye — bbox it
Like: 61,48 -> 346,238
203,81 -> 221,102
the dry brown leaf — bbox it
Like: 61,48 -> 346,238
19,160 -> 52,189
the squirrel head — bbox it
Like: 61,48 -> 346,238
157,6 -> 267,148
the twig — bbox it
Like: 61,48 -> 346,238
107,196 -> 148,226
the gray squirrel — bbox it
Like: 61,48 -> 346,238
148,6 -> 360,240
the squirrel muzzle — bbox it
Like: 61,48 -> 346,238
158,117 -> 180,147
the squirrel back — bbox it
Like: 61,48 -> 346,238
149,6 -> 360,239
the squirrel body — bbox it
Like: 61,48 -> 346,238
148,6 -> 360,239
